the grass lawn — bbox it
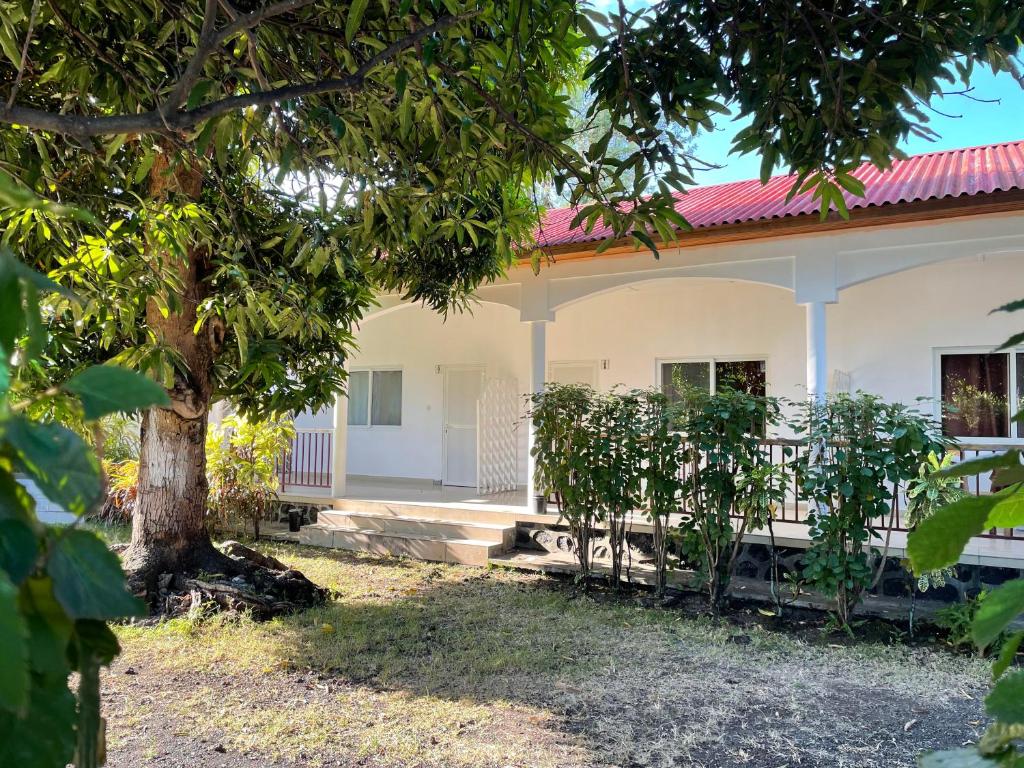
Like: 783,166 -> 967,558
105,542 -> 991,768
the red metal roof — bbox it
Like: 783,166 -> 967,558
534,140 -> 1024,249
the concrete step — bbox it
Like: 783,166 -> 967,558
299,523 -> 504,566
331,497 -> 558,527
317,509 -> 514,546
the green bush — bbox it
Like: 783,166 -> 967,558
206,414 -> 295,540
638,390 -> 685,596
530,384 -> 602,584
798,393 -> 945,631
677,387 -> 787,611
905,451 -> 966,592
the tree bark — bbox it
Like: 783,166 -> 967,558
122,146 -> 223,592
120,145 -> 326,615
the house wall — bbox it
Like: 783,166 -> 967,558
342,301 -> 529,481
831,250 -> 1024,420
295,228 -> 1024,484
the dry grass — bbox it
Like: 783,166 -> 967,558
105,542 -> 992,768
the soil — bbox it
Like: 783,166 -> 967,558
102,545 -> 991,768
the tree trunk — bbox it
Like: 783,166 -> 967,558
120,145 -> 325,615
122,147 -> 223,591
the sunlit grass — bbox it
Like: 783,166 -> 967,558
109,542 -> 992,768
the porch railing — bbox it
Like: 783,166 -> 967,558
276,428 -> 333,489
751,439 -> 1021,541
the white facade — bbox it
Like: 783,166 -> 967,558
297,209 -> 1024,493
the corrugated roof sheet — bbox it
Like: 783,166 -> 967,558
534,140 -> 1024,249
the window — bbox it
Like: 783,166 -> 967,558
660,358 -> 767,434
939,351 -> 1024,439
660,358 -> 766,402
347,369 -> 402,426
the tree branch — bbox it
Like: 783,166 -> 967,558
166,0 -> 224,112
6,0 -> 41,109
0,11 -> 475,137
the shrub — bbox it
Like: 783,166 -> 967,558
905,451 -> 966,592
99,413 -> 140,464
206,415 -> 295,540
639,390 -> 685,596
95,458 -> 139,526
530,384 -> 602,585
677,387 -> 787,611
798,393 -> 945,630
0,246 -> 167,766
591,390 -> 647,588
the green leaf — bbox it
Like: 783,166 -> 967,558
993,631 -> 1023,681
0,519 -> 38,584
996,331 -> 1024,352
20,577 -> 72,678
0,252 -> 24,356
6,417 -> 102,516
906,493 -> 996,573
991,298 -> 1024,315
0,571 -> 28,711
986,669 -> 1024,724
47,529 -> 143,620
0,470 -> 34,523
63,365 -> 170,420
0,674 -> 76,767
935,450 -> 1021,478
345,0 -> 369,43
985,488 -> 1024,529
974,579 -> 1024,649
71,619 -> 121,667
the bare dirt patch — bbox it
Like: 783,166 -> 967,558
104,543 -> 989,768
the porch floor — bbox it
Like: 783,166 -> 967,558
280,476 -> 1024,570
282,475 -> 528,510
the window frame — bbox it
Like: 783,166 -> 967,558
347,366 -> 404,429
656,355 -> 770,397
933,346 -> 1024,445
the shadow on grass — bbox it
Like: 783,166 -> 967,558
261,556 -> 640,700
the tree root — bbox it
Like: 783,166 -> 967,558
123,539 -> 328,621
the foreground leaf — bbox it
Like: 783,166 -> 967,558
63,365 -> 170,420
6,417 -> 102,515
0,571 -> 28,711
906,494 -> 995,572
47,529 -> 143,620
20,577 -> 73,679
0,518 -> 38,584
984,488 -> 1024,530
974,579 -> 1024,649
0,674 -> 76,768
935,451 -> 1021,479
993,631 -> 1024,681
986,669 -> 1024,725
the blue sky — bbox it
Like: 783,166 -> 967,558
693,68 -> 1024,185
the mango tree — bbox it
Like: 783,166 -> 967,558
0,0 -> 1021,598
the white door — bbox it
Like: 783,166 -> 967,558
443,367 -> 484,486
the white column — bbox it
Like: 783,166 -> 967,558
526,320 -> 547,505
330,389 -> 349,498
804,301 -> 828,403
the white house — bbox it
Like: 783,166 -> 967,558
290,140 -> 1024,509
280,139 -> 1024,574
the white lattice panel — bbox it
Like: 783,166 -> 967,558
477,376 -> 518,494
